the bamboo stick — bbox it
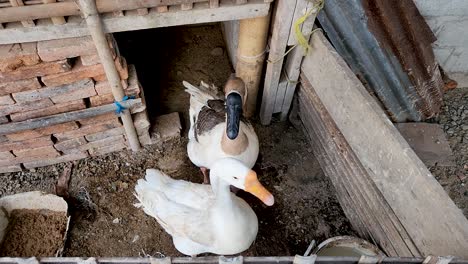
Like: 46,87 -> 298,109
78,0 -> 141,151
0,99 -> 142,135
42,0 -> 66,25
236,14 -> 270,117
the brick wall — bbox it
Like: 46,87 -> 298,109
414,0 -> 468,87
0,35 -> 151,173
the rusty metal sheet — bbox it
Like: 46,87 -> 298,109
317,0 -> 444,122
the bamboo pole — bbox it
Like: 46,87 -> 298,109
78,0 -> 141,151
235,14 -> 270,118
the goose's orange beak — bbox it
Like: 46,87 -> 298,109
244,170 -> 274,206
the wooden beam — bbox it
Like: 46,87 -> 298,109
42,0 -> 66,25
78,0 -> 141,152
9,0 -> 35,27
259,0 -> 296,125
209,0 -> 219,8
0,0 -> 271,44
181,3 -> 193,10
137,8 -> 149,15
299,31 -> 468,257
0,0 -> 209,23
0,99 -> 142,135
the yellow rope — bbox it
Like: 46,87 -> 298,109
267,0 -> 325,64
294,0 -> 324,54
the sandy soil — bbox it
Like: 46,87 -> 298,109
0,209 -> 67,257
0,24 -> 354,257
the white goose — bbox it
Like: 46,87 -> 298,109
134,158 -> 274,256
183,75 -> 259,184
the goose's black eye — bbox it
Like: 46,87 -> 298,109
234,177 -> 238,180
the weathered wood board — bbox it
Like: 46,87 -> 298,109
299,31 -> 468,258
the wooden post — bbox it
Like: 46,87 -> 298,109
236,14 -> 270,118
259,0 -> 296,124
78,0 -> 141,151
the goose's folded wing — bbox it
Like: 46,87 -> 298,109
162,180 -> 215,210
141,191 -> 214,247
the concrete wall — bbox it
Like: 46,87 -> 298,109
414,0 -> 468,86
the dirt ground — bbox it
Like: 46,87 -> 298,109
430,87 -> 468,217
0,24 -> 354,257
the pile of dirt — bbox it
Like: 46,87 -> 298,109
0,209 -> 68,257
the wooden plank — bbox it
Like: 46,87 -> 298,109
287,0 -> 317,46
0,0 -> 271,44
0,99 -> 142,135
42,0 -> 66,25
259,0 -> 296,125
279,43 -> 304,120
209,0 -> 219,8
0,0 -> 209,24
273,71 -> 288,113
221,20 -> 239,68
9,0 -> 35,27
236,0 -> 247,4
301,31 -> 468,257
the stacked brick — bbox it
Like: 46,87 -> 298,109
0,35 -> 151,173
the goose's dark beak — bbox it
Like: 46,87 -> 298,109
226,92 -> 242,140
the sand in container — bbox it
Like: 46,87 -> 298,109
0,191 -> 69,257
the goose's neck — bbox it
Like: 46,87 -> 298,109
221,128 -> 248,155
210,175 -> 234,207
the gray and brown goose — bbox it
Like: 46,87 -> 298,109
183,75 -> 259,184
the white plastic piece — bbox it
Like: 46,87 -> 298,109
293,255 -> 317,264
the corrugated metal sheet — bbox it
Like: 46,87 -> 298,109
317,0 -> 444,122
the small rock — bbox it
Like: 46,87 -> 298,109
29,168 -> 36,172
112,218 -> 120,224
210,47 -> 224,56
132,235 -> 140,243
462,125 -> 468,130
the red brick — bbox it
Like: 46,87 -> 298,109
41,60 -> 105,87
0,43 -> 40,72
0,151 -> 14,159
6,122 -> 79,141
89,94 -> 114,107
0,136 -> 53,152
0,95 -> 15,105
13,145 -> 60,158
54,121 -> 121,141
0,98 -> 53,116
0,135 -> 8,143
0,165 -> 22,173
23,151 -> 88,169
88,142 -> 127,156
133,111 -> 150,135
139,133 -> 153,145
0,60 -> 72,83
93,74 -> 107,82
115,57 -> 129,80
78,113 -> 120,126
80,54 -> 101,66
0,151 -> 59,167
51,82 -> 96,103
13,79 -> 94,103
37,36 -> 97,62
0,116 -> 7,124
85,127 -> 124,142
10,99 -> 86,122
0,78 -> 42,96
78,135 -> 126,155
94,80 -> 128,95
54,136 -> 87,152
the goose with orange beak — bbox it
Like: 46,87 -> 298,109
134,158 -> 274,256
183,75 -> 259,184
